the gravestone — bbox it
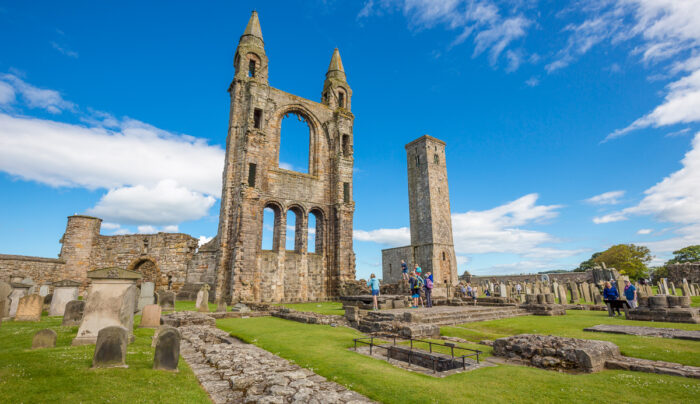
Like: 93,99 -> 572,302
216,300 -> 227,312
92,326 -> 128,368
552,282 -> 559,300
589,283 -> 599,301
31,329 -> 57,349
660,278 -> 669,295
14,294 -> 43,321
558,285 -> 567,304
669,282 -> 677,296
8,283 -> 30,317
62,300 -> 85,326
568,283 -> 579,303
0,281 -> 11,317
137,282 -> 155,311
682,279 -> 692,297
139,304 -> 161,328
156,290 -> 175,311
153,327 -> 180,371
196,284 -> 210,312
48,280 -> 80,317
72,268 -> 141,346
38,285 -> 50,297
581,282 -> 592,302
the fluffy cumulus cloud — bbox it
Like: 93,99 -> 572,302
585,190 -> 625,205
356,193 -> 582,273
0,74 -> 224,229
358,0 -> 532,70
594,131 -> 700,252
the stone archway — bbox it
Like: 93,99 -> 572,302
128,258 -> 161,287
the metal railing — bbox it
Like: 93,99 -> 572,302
353,335 -> 482,373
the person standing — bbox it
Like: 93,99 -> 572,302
424,272 -> 434,308
603,281 -> 621,316
623,279 -> 637,309
409,272 -> 423,308
415,264 -> 422,275
367,274 -> 381,310
401,260 -> 409,281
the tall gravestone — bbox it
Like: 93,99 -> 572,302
0,281 -> 11,318
196,284 -> 210,312
581,283 -> 592,303
156,290 -> 175,311
48,280 -> 80,317
8,283 -> 30,317
137,282 -> 155,311
72,268 -> 141,346
682,279 -> 691,297
14,294 -> 43,321
568,283 -> 579,303
669,282 -> 677,296
660,278 -> 669,295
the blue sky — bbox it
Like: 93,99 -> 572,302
1,1 -> 700,279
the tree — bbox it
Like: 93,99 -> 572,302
667,245 -> 700,264
593,244 -> 652,280
575,252 -> 602,272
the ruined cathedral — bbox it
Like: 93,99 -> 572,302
0,12 -> 356,303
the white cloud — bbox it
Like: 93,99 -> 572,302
0,81 -> 15,105
0,113 -> 223,196
50,41 -> 78,58
354,227 -> 410,246
585,190 -> 625,205
0,74 -> 74,113
101,222 -> 121,230
593,212 -> 628,224
525,76 -> 539,87
198,235 -> 213,247
637,228 -> 652,234
113,228 -> 132,235
162,225 -> 179,233
137,225 -> 157,234
86,179 -> 216,226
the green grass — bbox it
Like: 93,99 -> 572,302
0,316 -> 210,403
441,310 -> 700,366
216,316 -> 700,404
692,296 -> 700,307
174,299 -> 218,312
272,301 -> 344,315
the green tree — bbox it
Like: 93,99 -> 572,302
575,252 -> 602,272
593,244 -> 652,281
667,245 -> 700,264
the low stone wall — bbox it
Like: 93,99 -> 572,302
270,307 -> 348,327
0,255 -> 66,286
667,263 -> 700,285
627,295 -> 699,324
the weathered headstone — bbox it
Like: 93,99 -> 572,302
581,283 -> 592,303
31,329 -> 57,349
196,284 -> 210,312
38,285 -> 50,297
568,283 -> 579,303
660,278 -> 669,295
682,279 -> 692,297
552,282 -> 559,301
153,327 -> 180,371
72,268 -> 141,346
8,283 -> 30,317
139,304 -> 161,328
62,300 -> 85,326
92,326 -> 128,368
669,282 -> 677,296
48,280 -> 80,317
558,284 -> 567,305
156,290 -> 175,311
0,281 -> 11,317
14,294 -> 43,321
137,282 -> 155,312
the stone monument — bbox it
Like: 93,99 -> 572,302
153,327 -> 180,371
196,284 -> 210,312
8,283 -> 30,317
139,304 -> 162,328
72,267 -> 140,346
92,326 -> 129,368
48,280 -> 80,317
32,329 -> 57,349
137,282 -> 155,311
14,294 -> 43,321
62,300 -> 85,326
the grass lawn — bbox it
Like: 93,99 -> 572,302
216,316 -> 700,404
272,301 -> 345,315
441,310 -> 700,367
692,296 -> 700,307
174,299 -> 218,312
0,315 -> 210,403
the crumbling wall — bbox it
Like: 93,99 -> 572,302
0,255 -> 65,285
382,246 -> 413,283
667,263 -> 700,285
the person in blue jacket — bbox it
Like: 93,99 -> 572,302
603,281 -> 621,316
367,273 -> 380,310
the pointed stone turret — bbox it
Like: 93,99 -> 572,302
234,11 -> 268,83
242,10 -> 263,42
322,48 -> 352,110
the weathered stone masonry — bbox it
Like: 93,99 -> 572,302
212,11 -> 356,303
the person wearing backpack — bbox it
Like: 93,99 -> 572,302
424,272 -> 434,308
409,272 -> 423,308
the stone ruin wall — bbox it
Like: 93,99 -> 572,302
0,255 -> 65,285
667,263 -> 700,285
470,271 -> 592,285
382,246 -> 413,283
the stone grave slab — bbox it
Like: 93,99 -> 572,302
8,283 -> 30,317
153,327 -> 180,371
137,282 -> 155,311
72,268 -> 140,346
48,280 -> 80,317
196,285 -> 210,312
0,281 -> 11,317
140,304 -> 161,328
92,326 -> 128,368
62,300 -> 85,326
14,294 -> 43,321
32,329 -> 57,349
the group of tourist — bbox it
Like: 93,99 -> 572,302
602,279 -> 638,316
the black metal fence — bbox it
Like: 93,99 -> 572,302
353,336 -> 482,373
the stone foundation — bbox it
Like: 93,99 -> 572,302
627,295 -> 699,324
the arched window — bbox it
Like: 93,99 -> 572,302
308,209 -> 324,253
279,112 -> 310,174
261,204 -> 281,250
286,209 -> 297,251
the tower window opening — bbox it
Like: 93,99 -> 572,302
442,251 -> 446,261
415,155 -> 420,167
343,182 -> 350,203
248,163 -> 257,187
434,153 -> 439,164
253,108 -> 262,129
342,134 -> 350,156
338,92 -> 345,108
248,60 -> 256,77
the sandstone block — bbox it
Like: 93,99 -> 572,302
153,327 -> 180,371
32,329 -> 57,349
14,294 -> 43,321
92,326 -> 128,368
139,304 -> 162,328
